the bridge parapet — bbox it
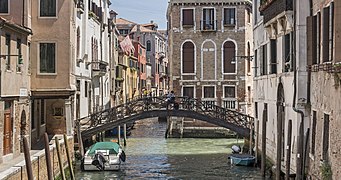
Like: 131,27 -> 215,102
75,96 -> 254,138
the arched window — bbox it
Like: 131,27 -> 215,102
182,42 -> 195,73
76,27 -> 80,58
146,40 -> 151,51
223,41 -> 236,73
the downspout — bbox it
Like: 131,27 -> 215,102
100,0 -> 103,110
292,1 -> 305,179
0,22 -> 3,101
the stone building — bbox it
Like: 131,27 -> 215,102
253,0 -> 310,178
167,0 -> 252,130
0,14 -> 32,163
306,0 -> 341,179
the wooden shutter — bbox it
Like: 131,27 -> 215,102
183,9 -> 194,25
182,42 -> 195,73
307,16 -> 317,65
223,41 -> 235,73
322,6 -> 330,62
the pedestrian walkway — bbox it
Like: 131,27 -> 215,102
0,150 -> 39,179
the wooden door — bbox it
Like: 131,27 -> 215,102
3,111 -> 12,155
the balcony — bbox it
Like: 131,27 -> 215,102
200,20 -> 217,31
118,56 -> 129,68
91,61 -> 108,76
259,0 -> 293,24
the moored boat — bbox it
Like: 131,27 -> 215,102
229,154 -> 255,166
81,142 -> 126,171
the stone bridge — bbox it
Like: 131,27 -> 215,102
75,96 -> 254,139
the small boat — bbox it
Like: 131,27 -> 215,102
81,142 -> 126,171
229,154 -> 255,166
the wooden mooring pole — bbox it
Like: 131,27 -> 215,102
55,136 -> 66,180
285,120 -> 292,180
261,107 -> 267,177
44,133 -> 53,180
118,125 -> 121,145
255,120 -> 259,167
77,124 -> 84,157
64,134 -> 75,180
123,124 -> 127,146
23,136 -> 34,180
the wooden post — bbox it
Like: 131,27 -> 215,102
261,107 -> 267,177
63,134 -> 75,180
296,121 -> 303,180
255,120 -> 259,167
249,118 -> 254,155
123,124 -> 127,146
285,120 -> 292,180
77,124 -> 84,157
23,137 -> 33,180
44,133 -> 53,180
276,109 -> 284,180
118,125 -> 121,145
55,136 -> 66,180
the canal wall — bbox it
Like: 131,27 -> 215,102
0,135 -> 74,180
167,117 -> 236,138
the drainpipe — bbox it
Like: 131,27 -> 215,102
292,1 -> 305,179
0,21 -> 4,100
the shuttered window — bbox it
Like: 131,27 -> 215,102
40,0 -> 56,17
223,41 -> 235,73
322,6 -> 330,62
0,0 -> 8,13
316,12 -> 321,64
270,39 -> 277,74
307,16 -> 317,65
182,42 -> 195,73
329,2 -> 334,62
182,9 -> 194,26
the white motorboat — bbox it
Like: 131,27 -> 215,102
81,141 -> 126,171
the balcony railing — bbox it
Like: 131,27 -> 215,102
200,20 -> 217,31
307,62 -> 341,73
222,98 -> 237,110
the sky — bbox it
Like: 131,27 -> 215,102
110,0 -> 169,29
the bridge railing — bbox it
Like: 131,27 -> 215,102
75,96 -> 253,133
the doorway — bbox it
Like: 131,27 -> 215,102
3,101 -> 13,155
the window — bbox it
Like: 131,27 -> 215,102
76,80 -> 81,91
17,39 -> 22,72
223,41 -> 236,73
254,49 -> 258,76
223,86 -> 236,109
146,40 -> 151,51
40,0 -> 56,17
316,12 -> 321,64
182,42 -> 195,73
329,2 -> 334,62
77,27 -> 80,59
284,33 -> 292,72
270,39 -> 277,74
247,42 -> 251,73
246,8 -> 251,24
182,9 -> 194,26
322,6 -> 330,62
5,34 -> 10,70
203,86 -> 215,98
322,113 -> 330,160
85,81 -> 88,97
260,44 -> 267,75
224,86 -> 235,98
39,43 -> 56,73
307,15 -> 318,65
183,86 -> 194,98
0,0 -> 8,13
202,8 -> 215,30
255,102 -> 258,118
224,8 -> 236,25
311,111 -> 317,155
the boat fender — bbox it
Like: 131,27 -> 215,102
120,150 -> 126,162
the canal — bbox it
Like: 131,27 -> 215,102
75,118 -> 266,179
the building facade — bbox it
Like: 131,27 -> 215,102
306,0 -> 341,179
167,0 -> 251,113
0,15 -> 32,163
253,0 -> 310,178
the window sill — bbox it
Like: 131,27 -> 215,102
38,16 -> 58,19
37,73 -> 57,76
182,24 -> 194,28
224,24 -> 236,27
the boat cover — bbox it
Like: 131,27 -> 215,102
88,142 -> 120,155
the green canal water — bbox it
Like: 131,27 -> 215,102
75,118 -> 267,180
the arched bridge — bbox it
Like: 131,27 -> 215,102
75,96 -> 254,139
